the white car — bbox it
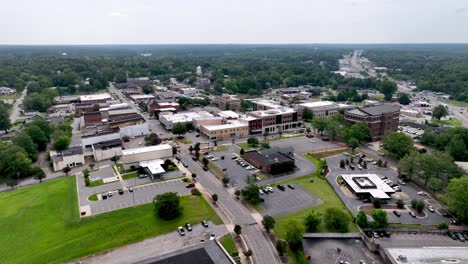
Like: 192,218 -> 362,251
357,165 -> 362,170
417,191 -> 427,196
259,189 -> 264,195
211,157 -> 219,161
246,166 -> 254,170
108,191 -> 113,197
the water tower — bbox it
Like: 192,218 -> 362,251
196,66 -> 202,76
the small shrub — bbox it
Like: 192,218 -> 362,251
191,188 -> 202,196
437,222 -> 449,229
396,199 -> 405,209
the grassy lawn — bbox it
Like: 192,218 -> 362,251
88,194 -> 98,201
208,161 -> 224,178
122,172 -> 138,180
446,99 -> 468,108
220,234 -> 237,255
183,140 -> 192,145
0,94 -> 18,100
211,145 -> 228,152
0,177 -> 222,264
431,117 -> 462,127
236,142 -> 257,151
273,155 -> 357,238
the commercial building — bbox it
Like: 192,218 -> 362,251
82,131 -> 121,148
159,111 -> 213,130
199,122 -> 249,140
239,116 -> 263,134
192,116 -> 223,129
91,139 -> 123,162
130,94 -> 155,102
341,174 -> 395,200
245,99 -> 282,111
248,107 -> 302,134
118,122 -> 149,138
50,147 -> 85,171
107,114 -> 146,130
217,110 -> 240,120
345,104 -> 400,141
243,147 -> 295,174
0,86 -> 16,95
299,101 -> 339,118
79,93 -> 112,104
401,109 -> 421,118
122,144 -> 173,171
214,94 -> 241,111
148,101 -> 180,116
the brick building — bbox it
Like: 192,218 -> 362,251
214,94 -> 241,111
243,147 -> 295,174
248,107 -> 302,134
345,104 -> 400,141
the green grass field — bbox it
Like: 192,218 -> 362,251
273,155 -> 357,238
431,117 -> 463,127
309,148 -> 350,159
0,177 -> 221,264
122,171 -> 138,180
220,234 -> 237,255
446,99 -> 468,108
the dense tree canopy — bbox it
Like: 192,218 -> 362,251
446,176 -> 468,222
382,132 -> 414,159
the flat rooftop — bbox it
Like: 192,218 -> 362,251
300,101 -> 336,109
122,144 -> 172,156
139,159 -> 165,175
341,174 -> 395,199
202,122 -> 248,131
250,107 -> 296,117
130,94 -> 155,100
385,247 -> 468,264
217,110 -> 240,119
160,111 -> 213,122
80,93 -> 111,101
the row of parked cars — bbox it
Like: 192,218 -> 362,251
233,156 -> 255,170
447,231 -> 467,242
102,188 -> 133,200
259,184 -> 295,195
177,220 -> 210,236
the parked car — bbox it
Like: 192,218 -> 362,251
185,223 -> 192,231
287,184 -> 296,189
203,166 -> 208,171
186,183 -> 195,188
349,165 -> 355,170
362,198 -> 371,203
456,232 -> 466,242
265,186 -> 274,193
397,180 -> 406,186
417,191 -> 427,196
183,162 -> 188,168
427,206 -> 435,213
118,189 -> 124,195
138,174 -> 148,179
108,191 -> 113,197
372,231 -> 379,238
357,164 -> 362,170
202,220 -> 209,228
451,219 -> 461,226
206,154 -> 213,159
259,189 -> 264,195
178,226 -> 186,236
211,157 -> 219,161
393,210 -> 401,217
277,184 -> 286,191
321,137 -> 330,141
231,155 -> 237,159
262,188 -> 269,194
409,211 -> 416,218
128,188 -> 133,192
448,231 -> 457,240
102,193 -> 107,199
246,166 -> 255,170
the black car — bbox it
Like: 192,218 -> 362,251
393,210 -> 401,217
442,212 -> 452,218
362,198 -> 371,203
129,188 -> 133,192
349,165 -> 355,170
451,219 -> 461,225
203,166 -> 208,171
185,223 -> 192,231
277,185 -> 286,191
183,162 -> 188,168
456,232 -> 466,242
202,220 -> 209,228
260,197 -> 265,203
102,193 -> 107,200
118,189 -> 124,195
448,232 -> 458,240
321,137 -> 330,141
287,184 -> 295,189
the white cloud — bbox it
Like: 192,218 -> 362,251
108,11 -> 128,18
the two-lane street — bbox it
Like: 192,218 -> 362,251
179,148 -> 281,264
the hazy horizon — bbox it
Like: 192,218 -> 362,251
1,0 -> 468,45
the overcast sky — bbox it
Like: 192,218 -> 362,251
0,0 -> 467,44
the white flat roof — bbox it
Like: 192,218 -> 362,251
250,107 -> 296,117
218,110 -> 240,119
386,247 -> 468,264
122,144 -> 172,156
130,94 -> 155,100
80,93 -> 111,101
139,159 -> 165,174
342,174 -> 395,199
300,101 -> 336,109
202,122 -> 248,131
161,111 -> 213,122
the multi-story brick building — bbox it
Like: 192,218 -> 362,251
214,94 -> 241,111
345,104 -> 400,141
248,107 -> 302,134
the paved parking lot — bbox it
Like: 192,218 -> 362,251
303,238 -> 380,264
374,233 -> 467,248
259,185 -> 322,216
270,136 -> 344,154
82,179 -> 190,215
89,166 -> 115,181
325,154 -> 448,225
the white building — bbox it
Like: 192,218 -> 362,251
122,144 -> 173,170
196,66 -> 202,76
119,122 -> 150,138
50,147 -> 85,171
217,110 -> 240,120
299,101 -> 339,118
401,109 -> 421,118
91,139 -> 123,162
159,111 -> 213,130
341,174 -> 395,200
79,93 -> 112,103
0,87 -> 16,95
82,132 -> 121,148
179,88 -> 198,96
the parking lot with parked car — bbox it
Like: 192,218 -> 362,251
257,183 -> 323,216
325,153 -> 450,225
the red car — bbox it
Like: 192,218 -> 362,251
186,183 -> 195,188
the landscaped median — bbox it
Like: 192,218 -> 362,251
0,176 -> 222,264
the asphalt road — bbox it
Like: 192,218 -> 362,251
9,87 -> 27,123
179,147 -> 282,264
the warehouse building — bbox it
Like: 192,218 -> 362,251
199,122 -> 249,140
122,144 -> 173,171
50,147 -> 85,171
